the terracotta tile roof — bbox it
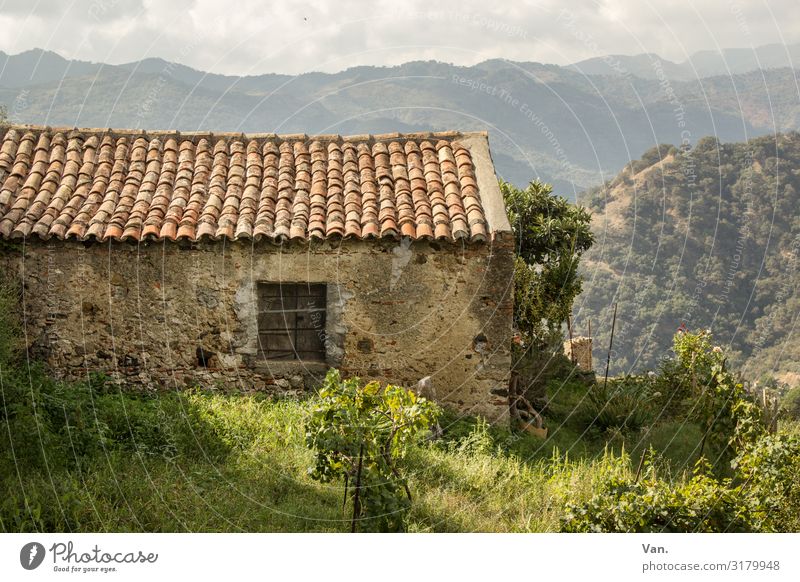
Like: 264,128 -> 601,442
0,126 -> 493,243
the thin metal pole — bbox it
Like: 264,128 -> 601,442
603,303 -> 617,389
351,443 -> 364,533
567,314 -> 575,364
634,449 -> 647,483
588,318 -> 593,370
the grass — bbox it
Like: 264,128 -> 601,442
1,368 -> 716,532
0,278 -> 764,533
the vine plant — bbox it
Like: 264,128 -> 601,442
305,369 -> 439,532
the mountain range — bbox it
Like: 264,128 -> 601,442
2,46 -> 800,196
570,42 -> 800,79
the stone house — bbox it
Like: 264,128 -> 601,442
0,125 -> 514,421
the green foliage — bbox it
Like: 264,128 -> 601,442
561,330 -> 793,533
2,371 -> 798,533
561,456 -> 755,532
780,386 -> 800,420
0,275 -> 21,367
733,432 -> 800,532
501,180 -> 593,347
581,375 -> 656,433
563,431 -> 800,533
670,330 -> 764,466
0,365 -> 237,473
305,369 -> 439,532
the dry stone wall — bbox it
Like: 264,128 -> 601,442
2,236 -> 514,421
564,336 -> 593,371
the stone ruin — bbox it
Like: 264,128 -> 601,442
564,336 -> 593,371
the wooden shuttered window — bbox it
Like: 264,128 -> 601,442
257,283 -> 327,361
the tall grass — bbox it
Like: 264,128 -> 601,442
0,272 -> 753,533
2,382 -> 641,532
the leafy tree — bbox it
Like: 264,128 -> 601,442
305,369 -> 439,532
501,180 -> 594,348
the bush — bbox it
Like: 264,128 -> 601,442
305,369 -> 439,532
580,376 -> 656,433
733,432 -> 800,532
561,331 -> 800,532
650,359 -> 694,418
564,431 -> 800,533
781,386 -> 800,420
561,457 -> 755,532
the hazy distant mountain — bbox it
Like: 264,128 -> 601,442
570,42 -> 800,79
1,46 -> 800,195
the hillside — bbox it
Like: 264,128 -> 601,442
570,42 -> 800,79
577,133 -> 800,384
2,48 -> 800,194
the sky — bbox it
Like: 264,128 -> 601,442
0,0 -> 797,75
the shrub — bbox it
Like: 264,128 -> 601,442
562,331 -> 797,532
658,330 -> 764,470
563,430 -> 800,533
581,375 -> 656,433
780,386 -> 800,420
561,457 -> 755,532
733,432 -> 800,532
651,359 -> 694,418
305,369 -> 439,532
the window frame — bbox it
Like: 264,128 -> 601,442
256,282 -> 328,362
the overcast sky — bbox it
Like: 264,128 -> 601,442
0,0 -> 797,75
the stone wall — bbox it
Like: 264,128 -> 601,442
564,336 -> 593,372
1,235 -> 514,421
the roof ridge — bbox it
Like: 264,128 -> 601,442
0,123 -> 488,144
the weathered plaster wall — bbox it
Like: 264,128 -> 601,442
2,236 -> 514,421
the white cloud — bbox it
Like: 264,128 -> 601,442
0,0 -> 796,74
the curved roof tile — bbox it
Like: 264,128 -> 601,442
0,126 -> 495,244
